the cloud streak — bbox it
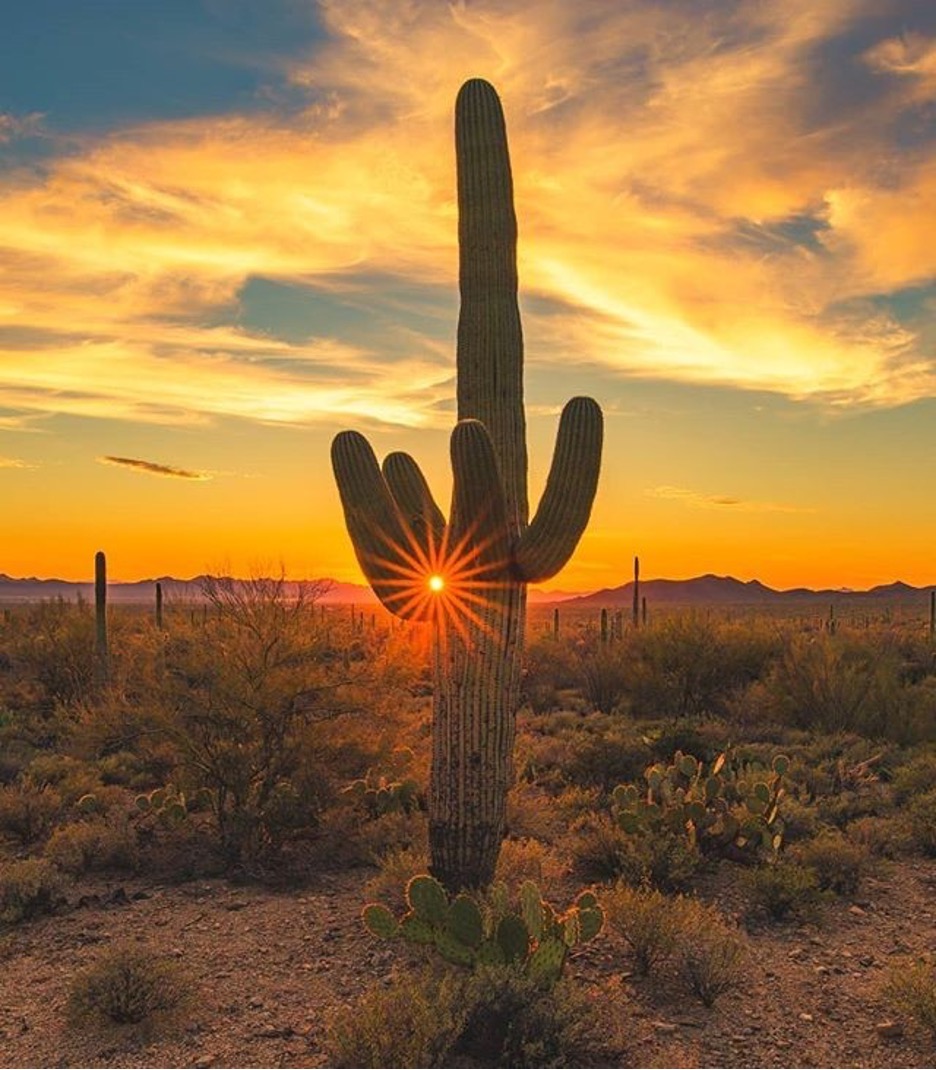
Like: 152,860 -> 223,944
98,456 -> 212,480
647,485 -> 809,514
0,0 -> 934,432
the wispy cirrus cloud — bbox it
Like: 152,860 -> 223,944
98,456 -> 212,480
647,485 -> 809,514
0,0 -> 934,434
0,456 -> 35,469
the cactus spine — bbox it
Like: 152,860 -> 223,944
94,550 -> 108,685
331,80 -> 602,890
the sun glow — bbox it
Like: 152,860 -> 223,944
428,573 -> 445,592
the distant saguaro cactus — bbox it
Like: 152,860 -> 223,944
332,79 -> 603,890
632,555 -> 640,628
155,581 -> 164,630
94,550 -> 108,685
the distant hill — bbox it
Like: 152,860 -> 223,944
564,573 -> 936,608
0,574 -> 582,606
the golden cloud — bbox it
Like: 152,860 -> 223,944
0,0 -> 932,431
647,485 -> 810,514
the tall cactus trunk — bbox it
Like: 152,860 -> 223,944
331,79 -> 602,893
94,550 -> 109,686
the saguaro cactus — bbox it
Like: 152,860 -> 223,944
331,79 -> 602,890
94,550 -> 108,685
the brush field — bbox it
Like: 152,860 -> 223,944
2,584 -> 936,1067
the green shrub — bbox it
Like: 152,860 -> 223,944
44,816 -> 139,876
743,861 -> 824,922
0,780 -> 62,845
67,946 -> 194,1027
326,968 -> 463,1067
847,814 -> 913,858
0,857 -> 65,924
604,883 -> 678,975
567,813 -> 702,892
884,959 -> 936,1038
907,789 -> 936,856
672,899 -> 747,1006
791,830 -> 867,896
892,752 -> 936,803
326,966 -> 606,1068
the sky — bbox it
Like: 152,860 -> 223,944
2,0 -> 935,591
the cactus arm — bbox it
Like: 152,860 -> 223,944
382,451 -> 447,556
449,420 -> 510,579
455,78 -> 528,531
513,397 -> 603,583
331,430 -> 429,619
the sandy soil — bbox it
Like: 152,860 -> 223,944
2,857 -> 935,1068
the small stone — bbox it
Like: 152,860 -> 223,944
653,1021 -> 678,1034
193,1057 -> 214,1068
848,904 -> 867,917
860,955 -> 875,967
876,1020 -> 904,1040
248,997 -> 264,1009
799,1012 -> 814,1023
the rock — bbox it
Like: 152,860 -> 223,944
653,1021 -> 678,1035
799,1012 -> 814,1022
876,1020 -> 904,1040
848,904 -> 867,917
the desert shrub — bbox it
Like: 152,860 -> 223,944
847,814 -> 913,858
672,899 -> 747,1006
892,751 -> 936,803
743,861 -> 824,921
327,966 -> 606,1069
579,646 -> 630,715
149,575 -> 362,867
555,729 -> 652,792
449,967 -> 603,1067
779,795 -> 822,843
567,813 -> 702,892
767,634 -> 928,741
0,779 -> 62,845
326,968 -> 463,1067
791,830 -> 868,896
0,857 -> 65,924
906,789 -> 936,856
364,845 -> 429,910
604,883 -> 678,975
521,638 -> 582,714
66,946 -> 193,1027
625,617 -> 776,721
495,837 -> 569,886
884,959 -> 936,1038
44,816 -> 139,876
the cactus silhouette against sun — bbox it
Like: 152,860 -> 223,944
332,78 -> 602,890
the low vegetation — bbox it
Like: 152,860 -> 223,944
3,592 -> 936,1064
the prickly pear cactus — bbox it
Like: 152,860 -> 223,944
613,749 -> 789,862
332,80 -> 602,890
361,874 -> 603,987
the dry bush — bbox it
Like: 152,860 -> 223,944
884,958 -> 936,1038
743,861 -> 824,922
0,780 -> 62,845
847,814 -> 913,858
790,830 -> 868,896
604,883 -> 679,975
326,965 -> 612,1068
44,815 -> 139,876
907,789 -> 936,856
494,836 -> 569,887
0,857 -> 65,924
672,899 -> 748,1006
364,845 -> 429,910
67,945 -> 194,1028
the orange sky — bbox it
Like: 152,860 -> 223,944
2,1 -> 936,592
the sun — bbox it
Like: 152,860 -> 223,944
428,573 -> 445,593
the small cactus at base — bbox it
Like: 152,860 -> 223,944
361,875 -> 603,987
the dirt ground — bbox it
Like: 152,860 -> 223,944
2,856 -> 936,1068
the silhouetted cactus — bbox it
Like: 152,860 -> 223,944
632,555 -> 640,628
155,580 -> 163,630
94,550 -> 108,685
332,80 -> 602,889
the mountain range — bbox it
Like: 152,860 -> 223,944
0,572 -> 932,607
